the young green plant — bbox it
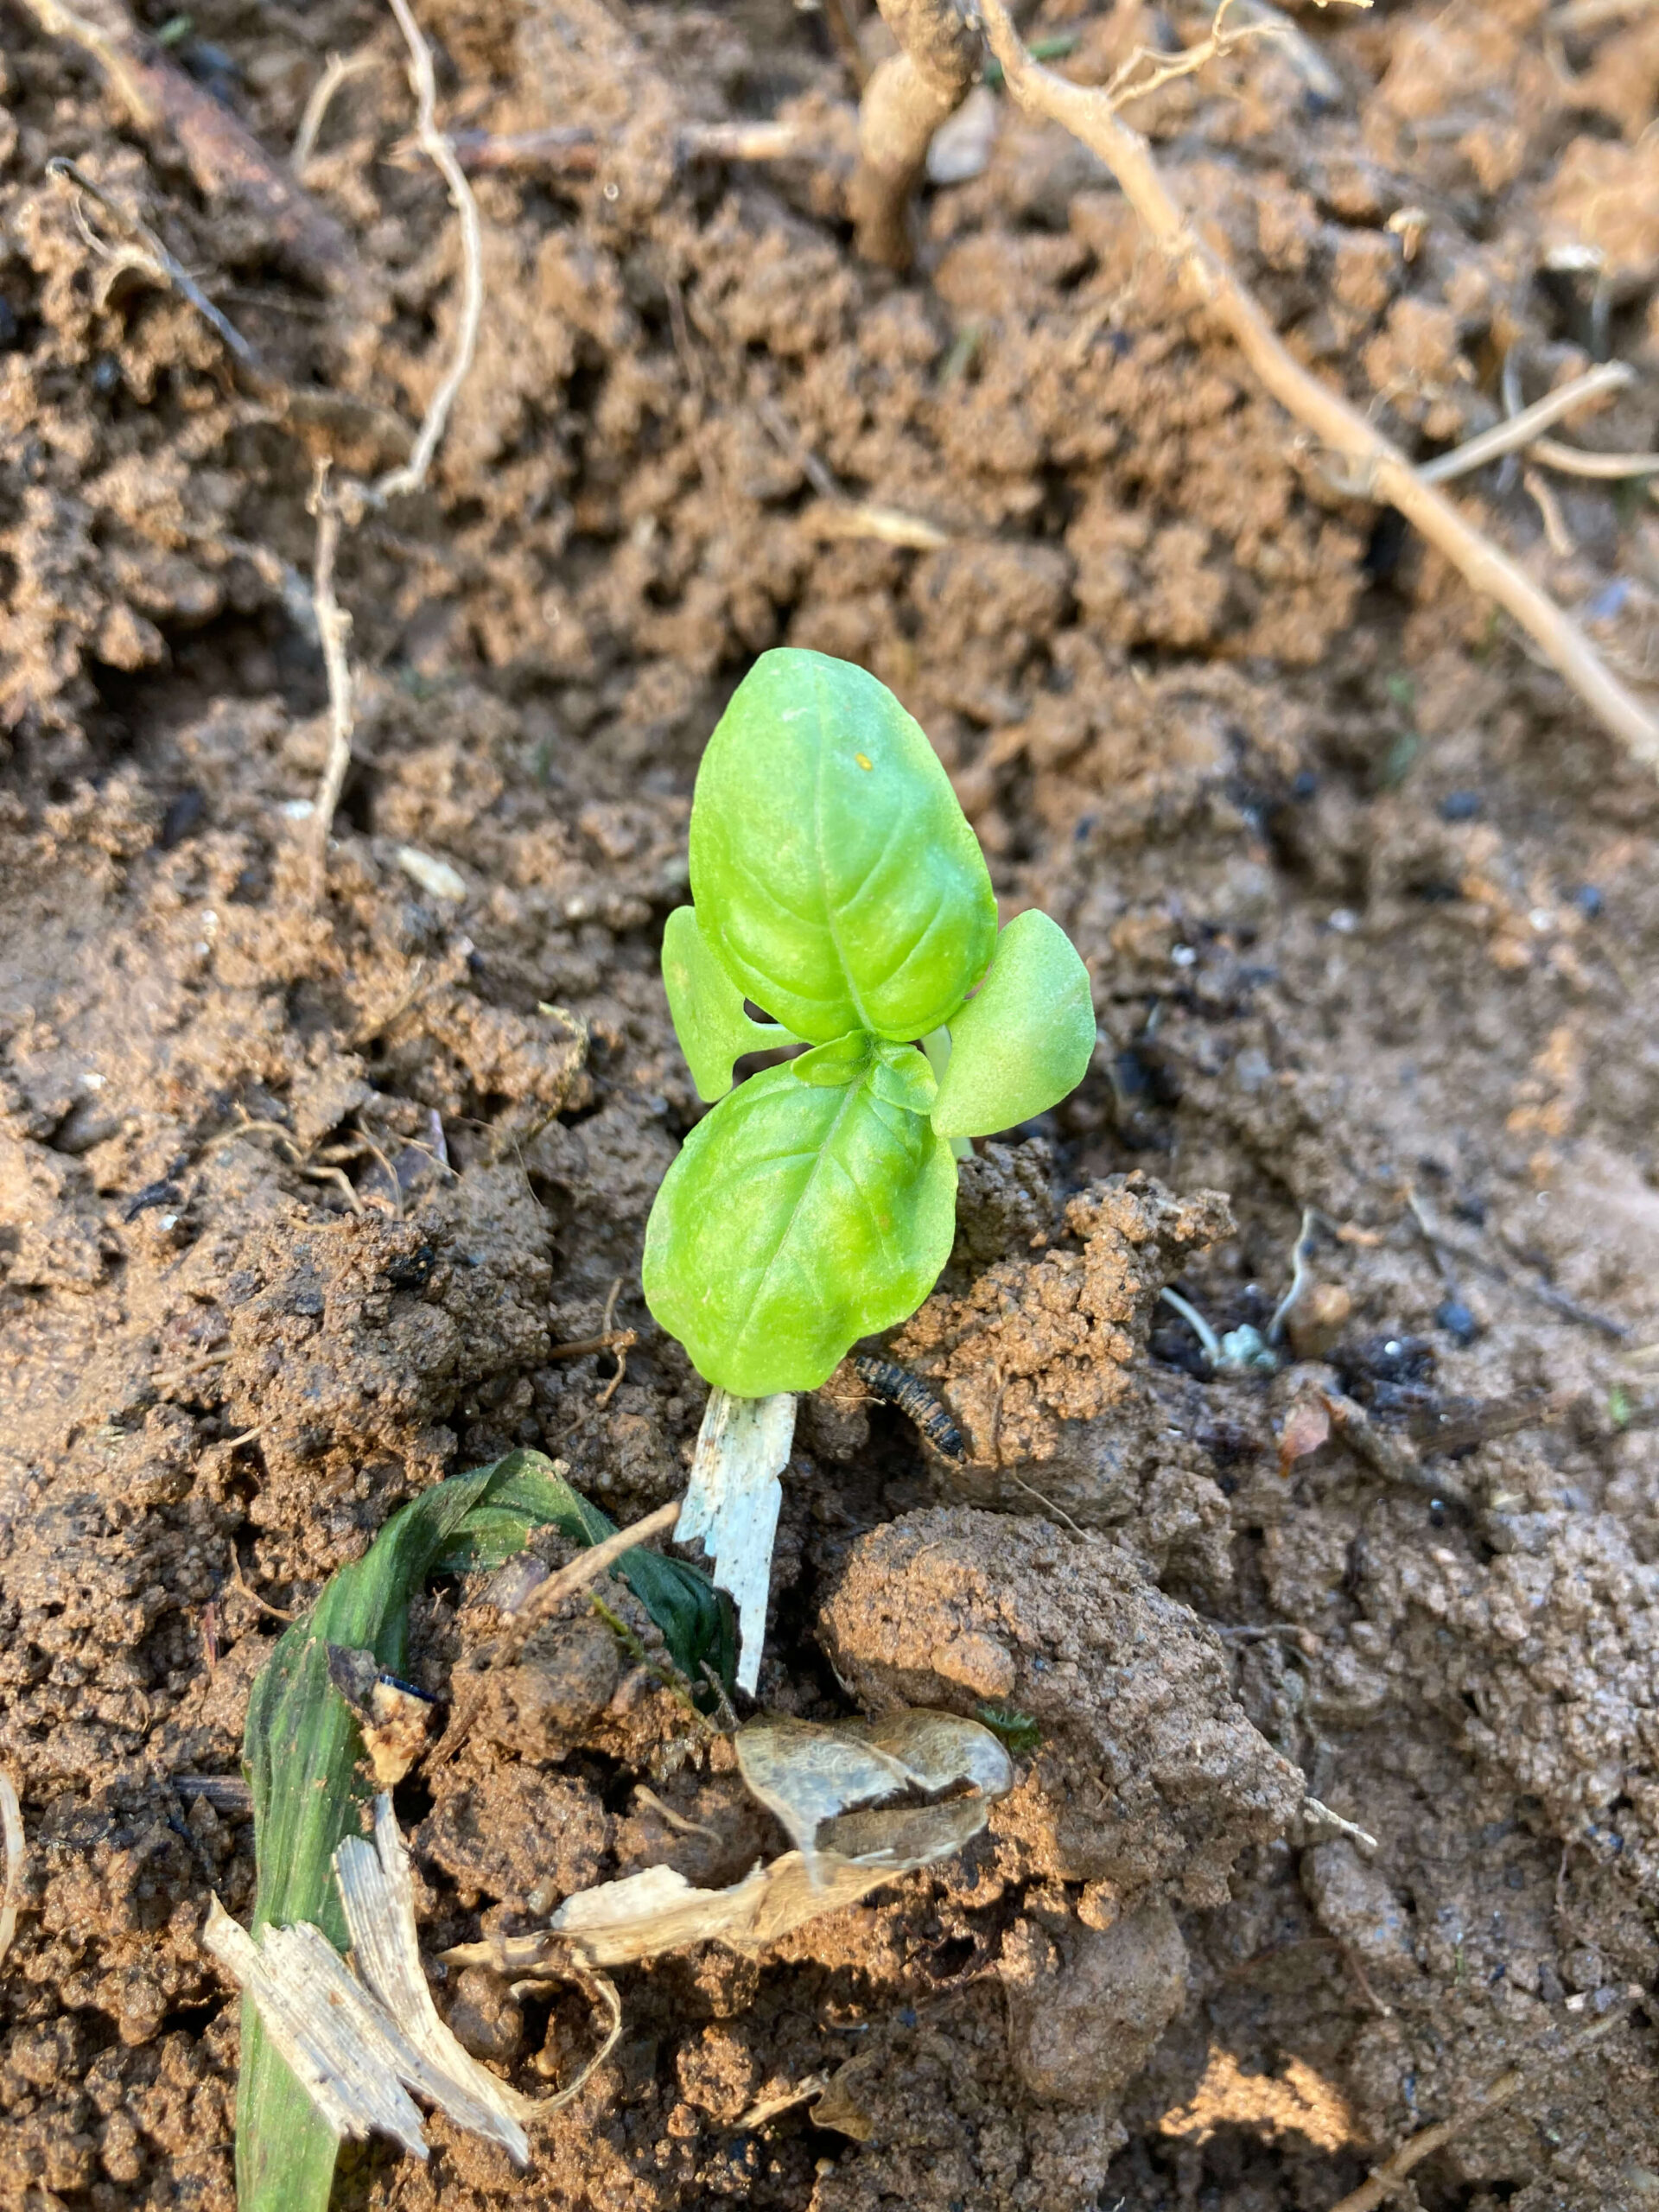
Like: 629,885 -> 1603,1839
643,647 -> 1096,1682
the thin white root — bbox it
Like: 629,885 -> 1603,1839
307,467 -> 355,892
372,0 -> 484,505
1416,362 -> 1633,485
292,50 -> 378,172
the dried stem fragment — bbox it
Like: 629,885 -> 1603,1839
975,0 -> 1659,772
307,469 -> 355,893
850,0 -> 980,270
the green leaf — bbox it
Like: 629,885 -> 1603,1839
930,908 -> 1096,1139
663,905 -> 785,1103
689,648 -> 996,1045
237,1452 -> 730,2212
869,1040 -> 938,1116
791,1031 -> 872,1086
642,1058 -> 957,1395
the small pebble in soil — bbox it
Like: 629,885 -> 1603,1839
1439,790 -> 1483,822
1573,884 -> 1605,918
1435,1298 -> 1479,1345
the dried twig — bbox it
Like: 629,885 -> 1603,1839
974,0 -> 1659,772
1321,1389 -> 1475,1514
823,0 -> 873,89
372,0 -> 485,506
1523,466 -> 1576,559
1530,435 -> 1659,480
548,1329 -> 638,1362
0,1770 -> 24,1968
1416,362 -> 1633,485
1325,1990 -> 1643,2212
227,1541 -> 298,1624
850,0 -> 980,269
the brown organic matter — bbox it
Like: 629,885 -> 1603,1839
4,1 -> 1659,2209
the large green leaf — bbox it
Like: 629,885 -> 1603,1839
237,1452 -> 730,2212
689,649 -> 996,1046
930,908 -> 1096,1139
662,905 -> 785,1103
642,1058 -> 957,1395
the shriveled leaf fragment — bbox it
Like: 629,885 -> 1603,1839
663,905 -> 785,1103
677,1387 -> 796,1694
736,1707 -> 1011,1874
930,908 -> 1096,1139
445,1711 -> 1010,1973
548,1801 -> 989,1963
207,1796 -> 620,2170
644,1060 -> 957,1396
690,648 -> 996,1046
849,1707 -> 1014,1802
207,1797 -> 531,2165
735,1717 -> 915,1861
809,2053 -> 880,2142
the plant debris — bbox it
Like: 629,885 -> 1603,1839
206,1795 -> 620,2166
0,1770 -> 23,1969
446,1707 -> 1012,1973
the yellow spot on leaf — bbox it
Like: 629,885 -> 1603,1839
855,753 -> 873,771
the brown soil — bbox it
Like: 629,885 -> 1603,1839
3,1 -> 1659,2207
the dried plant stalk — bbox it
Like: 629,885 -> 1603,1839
849,0 -> 980,269
971,0 -> 1659,772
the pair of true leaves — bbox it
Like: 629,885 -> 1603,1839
642,649 -> 1096,1399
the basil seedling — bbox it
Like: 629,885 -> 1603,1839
644,648 -> 1096,1397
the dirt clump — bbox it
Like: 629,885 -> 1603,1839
822,1506 -> 1303,1905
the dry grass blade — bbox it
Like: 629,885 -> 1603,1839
973,0 -> 1659,774
0,1770 -> 23,1967
206,1796 -> 620,2162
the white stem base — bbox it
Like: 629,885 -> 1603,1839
677,1388 -> 797,1694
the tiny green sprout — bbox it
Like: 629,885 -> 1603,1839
1610,1383 -> 1632,1431
644,648 -> 1096,1398
976,1702 -> 1043,1755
